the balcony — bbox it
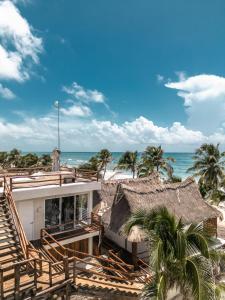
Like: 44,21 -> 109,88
41,212 -> 102,244
0,168 -> 100,191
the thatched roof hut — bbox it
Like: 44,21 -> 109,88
93,173 -> 161,225
94,175 -> 221,241
108,177 -> 221,236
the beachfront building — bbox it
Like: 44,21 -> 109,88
95,175 -> 221,265
11,171 -> 101,255
0,169 -> 148,299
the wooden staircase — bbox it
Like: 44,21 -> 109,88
40,229 -> 151,297
0,194 -> 37,299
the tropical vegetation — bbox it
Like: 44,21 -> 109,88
188,143 -> 225,204
79,149 -> 112,178
114,151 -> 139,178
139,146 -> 175,178
124,206 -> 222,300
0,149 -> 52,169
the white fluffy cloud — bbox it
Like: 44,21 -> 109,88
0,0 -> 42,81
165,74 -> 225,134
60,104 -> 92,117
0,113 -> 215,151
0,83 -> 15,99
62,82 -> 105,103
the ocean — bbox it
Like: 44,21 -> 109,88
33,152 -> 194,179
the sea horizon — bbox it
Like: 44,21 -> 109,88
22,151 -> 195,179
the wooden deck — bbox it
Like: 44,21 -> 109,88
0,168 -> 100,191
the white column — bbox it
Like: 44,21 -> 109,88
88,237 -> 93,255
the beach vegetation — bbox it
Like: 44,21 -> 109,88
124,206 -> 219,300
96,149 -> 112,178
79,149 -> 112,178
115,151 -> 139,178
188,143 -> 225,204
0,149 -> 52,169
138,146 -> 175,178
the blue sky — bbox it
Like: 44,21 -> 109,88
1,0 -> 225,151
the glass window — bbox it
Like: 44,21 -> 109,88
61,196 -> 74,229
75,194 -> 88,221
45,198 -> 60,227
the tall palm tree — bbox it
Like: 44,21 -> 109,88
96,149 -> 112,178
140,146 -> 175,177
188,143 -> 225,192
115,151 -> 139,178
7,148 -> 21,167
124,207 -> 216,300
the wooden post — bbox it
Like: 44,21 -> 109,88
49,262 -> 53,287
10,177 -> 13,191
33,259 -> 37,290
73,256 -> 76,285
39,251 -> 43,275
132,242 -> 138,270
65,283 -> 70,300
59,174 -> 62,186
0,266 -> 4,300
63,256 -> 69,280
15,264 -> 20,300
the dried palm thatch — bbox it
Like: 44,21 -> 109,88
108,177 -> 221,238
93,172 -> 160,225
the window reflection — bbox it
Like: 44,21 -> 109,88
45,198 -> 60,227
45,194 -> 88,229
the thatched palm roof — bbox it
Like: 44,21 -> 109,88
93,173 -> 161,225
108,177 -> 221,236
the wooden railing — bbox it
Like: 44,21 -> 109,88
42,213 -> 101,237
0,256 -> 73,299
1,168 -> 100,191
3,177 -> 29,258
41,229 -> 150,284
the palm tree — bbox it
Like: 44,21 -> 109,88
188,144 -> 225,193
115,151 -> 139,178
124,207 -> 216,300
96,149 -> 112,178
38,154 -> 52,166
7,148 -> 21,167
140,146 -> 175,177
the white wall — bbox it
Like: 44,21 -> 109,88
105,228 -> 149,262
15,187 -> 98,241
12,181 -> 101,202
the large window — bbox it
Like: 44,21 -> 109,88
45,194 -> 89,228
45,198 -> 60,227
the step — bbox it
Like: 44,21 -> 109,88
0,247 -> 19,258
0,235 -> 14,243
0,241 -> 18,252
0,216 -> 12,224
0,228 -> 15,235
4,279 -> 35,299
0,254 -> 19,265
0,211 -> 11,218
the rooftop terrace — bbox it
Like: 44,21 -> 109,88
0,168 -> 100,191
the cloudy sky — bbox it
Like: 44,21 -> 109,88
1,0 -> 225,152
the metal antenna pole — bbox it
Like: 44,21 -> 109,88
57,101 -> 60,150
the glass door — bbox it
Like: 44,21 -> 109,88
61,196 -> 74,229
45,198 -> 60,232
